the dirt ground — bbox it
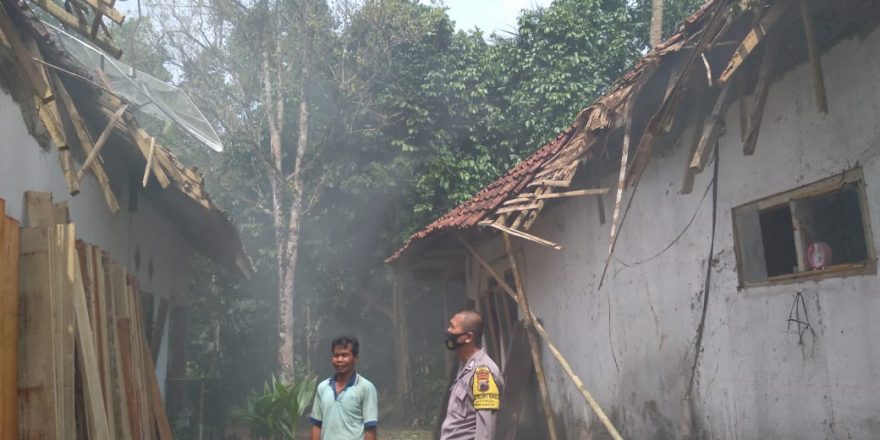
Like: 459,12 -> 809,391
380,429 -> 432,440
291,428 -> 431,440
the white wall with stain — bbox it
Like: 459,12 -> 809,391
475,26 -> 880,439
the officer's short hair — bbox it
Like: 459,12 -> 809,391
456,310 -> 484,347
331,335 -> 359,356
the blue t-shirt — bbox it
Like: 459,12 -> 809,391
310,373 -> 378,440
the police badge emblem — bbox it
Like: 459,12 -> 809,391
472,366 -> 500,410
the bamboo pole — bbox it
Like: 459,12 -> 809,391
502,233 -> 560,440
458,234 -> 625,440
478,221 -> 562,250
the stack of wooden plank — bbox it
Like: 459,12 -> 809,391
17,191 -> 172,439
0,198 -> 20,438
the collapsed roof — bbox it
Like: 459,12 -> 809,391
388,0 -> 880,265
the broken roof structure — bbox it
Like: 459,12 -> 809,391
389,0 -> 880,438
389,0 -> 880,267
0,0 -> 252,276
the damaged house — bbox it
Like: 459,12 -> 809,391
389,0 -> 880,438
0,0 -> 250,437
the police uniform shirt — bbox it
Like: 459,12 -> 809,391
310,372 -> 378,440
440,349 -> 503,440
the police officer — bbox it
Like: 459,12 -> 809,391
440,310 -> 503,440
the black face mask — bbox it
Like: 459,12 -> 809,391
444,331 -> 468,351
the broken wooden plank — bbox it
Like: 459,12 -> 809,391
0,4 -> 52,101
115,318 -> 143,439
70,235 -> 112,439
718,0 -> 791,84
134,129 -> 172,188
737,72 -> 751,142
105,259 -> 133,440
143,340 -> 173,440
743,36 -> 782,156
494,203 -> 543,215
59,149 -> 82,196
798,0 -> 827,113
52,73 -> 120,213
626,1 -> 731,187
525,178 -> 577,189
503,188 -> 611,205
77,103 -> 129,183
680,87 -> 709,194
690,80 -> 733,171
25,191 -> 69,227
89,247 -> 118,438
18,226 -> 76,439
142,135 -> 156,187
127,278 -> 152,437
18,228 -> 61,440
28,0 -> 122,58
77,244 -> 110,421
52,228 -> 76,440
479,221 -> 562,251
0,204 -> 19,440
600,93 -> 637,289
532,188 -> 610,200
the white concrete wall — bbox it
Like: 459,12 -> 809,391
477,28 -> 880,439
0,90 -> 194,388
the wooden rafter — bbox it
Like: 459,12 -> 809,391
479,220 -> 563,251
798,0 -> 827,113
77,103 -> 129,182
29,0 -> 122,58
742,35 -> 782,155
718,0 -> 791,84
51,73 -> 120,213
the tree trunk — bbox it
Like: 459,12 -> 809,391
650,0 -> 664,47
392,270 -> 412,402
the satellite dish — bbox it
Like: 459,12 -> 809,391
45,23 -> 224,152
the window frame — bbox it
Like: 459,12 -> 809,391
732,167 -> 876,288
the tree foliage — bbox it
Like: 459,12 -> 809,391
119,0 -> 704,432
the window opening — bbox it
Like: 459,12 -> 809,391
759,205 -> 798,277
732,168 -> 875,287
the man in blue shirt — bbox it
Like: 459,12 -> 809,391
310,336 -> 378,440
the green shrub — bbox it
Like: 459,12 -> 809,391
232,375 -> 317,439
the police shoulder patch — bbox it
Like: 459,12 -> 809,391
472,366 -> 500,410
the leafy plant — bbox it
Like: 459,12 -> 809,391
232,375 -> 317,440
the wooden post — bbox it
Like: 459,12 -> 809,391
459,235 -> 625,440
501,233 -> 559,440
391,269 -> 412,402
0,200 -> 19,439
798,0 -> 827,113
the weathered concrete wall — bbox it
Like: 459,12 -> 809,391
476,27 -> 880,439
0,89 -> 194,389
